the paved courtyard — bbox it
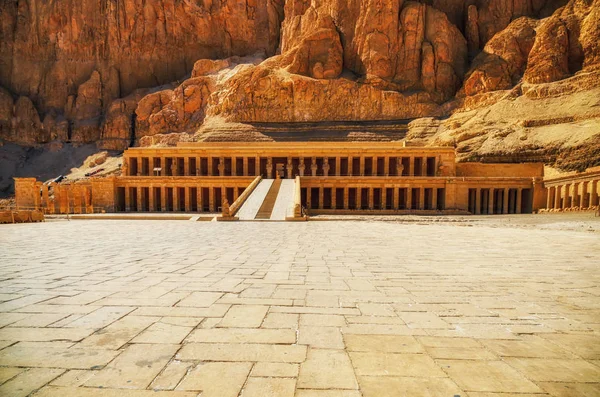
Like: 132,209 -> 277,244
0,218 -> 599,397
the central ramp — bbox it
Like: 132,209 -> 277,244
236,179 -> 296,221
237,179 -> 273,220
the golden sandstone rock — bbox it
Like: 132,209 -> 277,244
0,0 -> 598,171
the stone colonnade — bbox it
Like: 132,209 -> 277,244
124,154 -> 442,179
546,179 -> 600,210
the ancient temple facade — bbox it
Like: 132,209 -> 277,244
14,142 -> 548,218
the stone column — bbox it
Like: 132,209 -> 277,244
516,188 -> 522,214
348,157 -> 353,176
196,156 -> 201,176
218,157 -> 225,177
42,184 -> 50,211
419,187 -> 425,210
231,157 -> 237,177
393,187 -> 399,210
504,188 -> 510,214
571,182 -> 578,207
591,180 -> 599,206
368,187 -> 374,210
287,158 -> 293,179
359,156 -> 365,176
125,187 -> 131,212
422,157 -> 428,176
161,157 -> 167,176
208,157 -> 214,176
562,184 -> 570,209
209,188 -> 215,212
184,157 -> 190,176
197,187 -> 203,212
554,185 -> 561,209
409,157 -> 415,176
323,157 -> 330,177
311,157 -> 317,177
381,186 -> 387,209
475,188 -> 481,215
343,187 -> 349,209
318,187 -> 324,209
488,189 -> 495,215
161,187 -> 167,212
546,187 -> 553,209
384,157 -> 389,176
432,188 -> 438,211
267,158 -> 273,178
335,157 -> 341,176
356,188 -> 362,210
136,187 -> 142,212
331,187 -> 337,209
171,158 -> 178,176
173,187 -> 179,212
407,188 -> 412,210
149,186 -> 155,212
243,157 -> 249,176
185,187 -> 191,212
581,181 -> 589,207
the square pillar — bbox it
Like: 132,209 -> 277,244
516,188 -> 522,214
173,187 -> 179,212
318,187 -> 324,209
232,157 -> 237,177
384,157 -> 389,176
381,186 -> 387,209
419,187 -> 425,210
243,157 -> 249,176
185,187 -> 192,212
171,158 -> 178,176
368,187 -> 374,210
432,188 -> 438,211
287,158 -> 293,179
197,187 -> 203,212
488,188 -> 495,215
422,157 -> 428,176
581,182 -> 589,207
546,187 -> 553,209
161,187 -> 167,212
137,187 -> 143,212
208,157 -> 214,176
125,187 -> 131,212
591,180 -> 598,206
562,184 -> 570,209
359,156 -> 365,176
209,187 -> 215,212
184,157 -> 190,176
343,187 -> 349,209
335,157 -> 341,176
554,185 -> 562,209
475,188 -> 481,214
393,187 -> 399,210
161,157 -> 167,176
409,157 -> 415,176
331,187 -> 337,210
348,157 -> 353,176
356,188 -> 362,210
407,188 -> 412,210
255,156 -> 261,176
267,158 -> 273,178
196,156 -> 201,176
149,186 -> 155,212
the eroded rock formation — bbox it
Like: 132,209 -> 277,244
0,0 -> 598,171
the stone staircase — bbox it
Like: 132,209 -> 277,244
255,179 -> 282,219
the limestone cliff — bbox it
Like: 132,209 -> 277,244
0,0 -> 598,171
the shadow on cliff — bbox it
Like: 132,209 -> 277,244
0,143 -> 118,197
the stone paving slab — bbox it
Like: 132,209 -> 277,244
0,218 -> 599,396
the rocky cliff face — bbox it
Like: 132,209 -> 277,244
0,0 -> 598,171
